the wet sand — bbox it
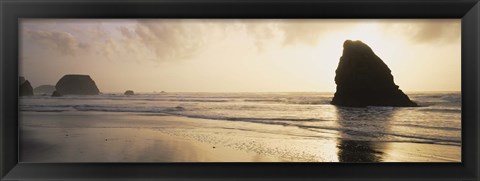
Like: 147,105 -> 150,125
20,111 -> 460,162
21,127 -> 282,162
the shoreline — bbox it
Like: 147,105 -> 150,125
20,111 -> 461,162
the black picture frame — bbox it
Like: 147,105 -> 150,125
1,0 -> 479,180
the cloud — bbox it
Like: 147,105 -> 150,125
21,20 -> 364,63
22,20 -> 207,63
254,20 -> 461,47
381,20 -> 460,44
242,20 -> 359,49
279,21 -> 332,46
114,20 -> 206,62
22,19 -> 461,64
26,30 -> 88,56
242,19 -> 460,47
241,21 -> 277,52
411,21 -> 460,43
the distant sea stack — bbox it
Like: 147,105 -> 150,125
331,40 -> 417,107
34,85 -> 56,94
51,91 -> 62,97
19,76 -> 34,96
55,74 -> 100,95
124,90 -> 134,95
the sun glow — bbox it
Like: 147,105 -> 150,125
20,19 -> 460,92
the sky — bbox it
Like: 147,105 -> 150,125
20,19 -> 461,93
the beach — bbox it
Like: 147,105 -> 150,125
18,19 -> 462,163
19,93 -> 461,163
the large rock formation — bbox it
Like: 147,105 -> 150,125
34,85 -> 56,94
55,75 -> 100,95
19,76 -> 34,96
331,40 -> 417,107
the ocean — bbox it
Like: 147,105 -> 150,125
19,92 -> 461,162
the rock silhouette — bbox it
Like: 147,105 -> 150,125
55,75 -> 100,95
331,40 -> 417,107
19,77 -> 25,85
124,90 -> 134,95
51,91 -> 62,97
34,85 -> 56,94
19,76 -> 33,96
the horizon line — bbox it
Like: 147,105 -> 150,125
97,90 -> 462,94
